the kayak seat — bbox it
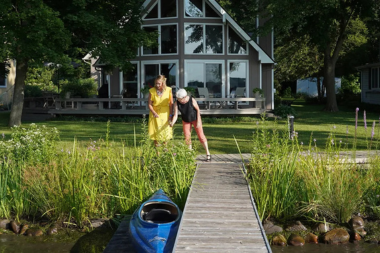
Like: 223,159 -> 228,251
144,209 -> 177,223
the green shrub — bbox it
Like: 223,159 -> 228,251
273,104 -> 297,118
252,88 -> 264,96
184,87 -> 196,97
24,85 -> 43,98
284,87 -> 292,97
60,78 -> 98,98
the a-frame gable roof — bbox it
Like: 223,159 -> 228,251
143,0 -> 274,64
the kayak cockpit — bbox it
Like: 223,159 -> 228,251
140,202 -> 179,224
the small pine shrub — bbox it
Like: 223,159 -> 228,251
273,105 -> 297,118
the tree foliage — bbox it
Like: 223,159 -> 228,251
219,0 -> 379,112
262,0 -> 378,112
0,0 -> 152,126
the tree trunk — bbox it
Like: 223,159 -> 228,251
316,76 -> 321,101
323,58 -> 339,112
9,60 -> 28,127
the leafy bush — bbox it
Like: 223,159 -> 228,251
273,104 -> 297,118
252,88 -> 264,96
338,74 -> 361,95
274,92 -> 282,107
0,123 -> 59,164
283,87 -> 292,97
184,87 -> 196,97
60,78 -> 98,98
24,85 -> 43,98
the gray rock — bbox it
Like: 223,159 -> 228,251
263,220 -> 283,234
0,219 -> 10,229
10,221 -> 20,234
47,226 -> 58,235
19,224 -> 29,235
288,234 -> 305,246
349,216 -> 366,236
272,234 -> 287,246
90,219 -> 107,228
304,233 -> 318,244
323,228 -> 350,244
25,228 -> 43,237
314,223 -> 330,233
285,221 -> 307,232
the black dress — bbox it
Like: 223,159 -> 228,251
177,96 -> 197,123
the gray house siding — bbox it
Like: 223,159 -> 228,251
358,63 -> 380,105
262,64 -> 273,109
361,68 -> 369,103
93,0 -> 274,109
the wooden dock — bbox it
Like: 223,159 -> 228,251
173,160 -> 271,253
103,154 -> 271,253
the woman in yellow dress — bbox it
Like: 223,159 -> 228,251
148,75 -> 173,144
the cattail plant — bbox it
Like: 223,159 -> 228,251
354,107 -> 359,148
370,121 -> 376,150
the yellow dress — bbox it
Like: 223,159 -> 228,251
148,87 -> 173,141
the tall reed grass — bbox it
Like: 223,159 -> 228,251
0,119 -> 196,227
246,109 -> 380,224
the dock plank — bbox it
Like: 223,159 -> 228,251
173,162 -> 271,253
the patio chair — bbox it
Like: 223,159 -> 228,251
64,92 -> 74,109
111,95 -> 123,109
42,91 -> 57,108
121,89 -> 134,108
197,88 -> 211,109
197,87 -> 210,98
235,87 -> 246,98
235,87 -> 246,108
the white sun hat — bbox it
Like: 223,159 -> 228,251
176,89 -> 187,99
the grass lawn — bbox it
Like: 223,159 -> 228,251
0,100 -> 379,154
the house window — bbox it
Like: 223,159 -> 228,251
121,63 -> 139,98
228,61 -> 248,97
143,26 -> 159,55
185,0 -> 220,18
184,24 -> 223,54
161,25 -> 177,54
371,67 -> 379,89
143,24 -> 177,55
144,0 -> 177,19
228,26 -> 248,55
142,61 -> 178,96
185,60 -> 225,98
0,63 -> 6,88
0,76 -> 5,87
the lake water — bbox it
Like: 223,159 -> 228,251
2,229 -> 380,253
0,228 -> 115,253
272,241 -> 380,253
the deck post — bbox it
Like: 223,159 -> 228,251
288,115 -> 294,139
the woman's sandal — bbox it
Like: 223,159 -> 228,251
206,155 -> 211,162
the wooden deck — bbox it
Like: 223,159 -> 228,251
173,160 -> 271,253
46,97 -> 266,116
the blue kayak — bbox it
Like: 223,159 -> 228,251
129,189 -> 182,253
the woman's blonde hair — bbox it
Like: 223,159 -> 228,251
155,75 -> 167,90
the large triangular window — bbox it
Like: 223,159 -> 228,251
144,0 -> 177,19
228,26 -> 248,55
185,0 -> 220,18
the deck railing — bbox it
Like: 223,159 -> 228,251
47,97 -> 266,115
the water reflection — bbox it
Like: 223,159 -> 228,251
0,228 -> 115,253
272,242 -> 380,253
0,234 -> 75,253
